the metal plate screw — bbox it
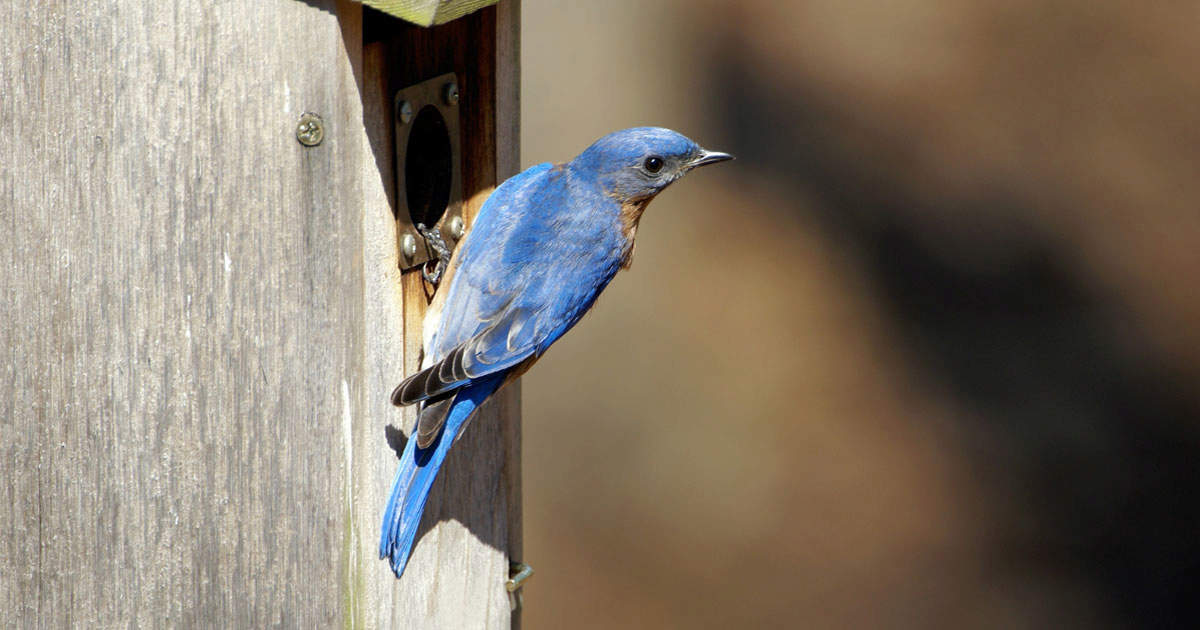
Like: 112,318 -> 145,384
442,82 -> 459,106
447,215 -> 465,240
401,233 -> 417,259
295,113 -> 324,147
396,99 -> 414,125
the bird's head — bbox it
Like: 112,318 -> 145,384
570,127 -> 733,204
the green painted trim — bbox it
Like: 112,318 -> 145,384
357,0 -> 500,26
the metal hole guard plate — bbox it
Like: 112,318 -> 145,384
394,72 -> 463,271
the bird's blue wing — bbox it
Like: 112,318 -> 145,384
391,303 -> 548,407
390,163 -> 556,407
435,159 -> 624,363
392,159 -> 624,437
430,162 -> 557,355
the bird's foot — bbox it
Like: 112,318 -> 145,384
416,222 -> 452,286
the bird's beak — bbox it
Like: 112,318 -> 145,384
689,149 -> 735,170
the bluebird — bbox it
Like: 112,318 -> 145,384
380,127 -> 733,577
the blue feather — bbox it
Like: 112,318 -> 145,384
379,374 -> 505,577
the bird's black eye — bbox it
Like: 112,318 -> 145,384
643,156 -> 664,174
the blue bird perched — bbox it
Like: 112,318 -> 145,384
380,127 -> 733,577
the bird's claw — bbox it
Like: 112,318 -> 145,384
421,260 -> 442,286
417,222 -> 452,286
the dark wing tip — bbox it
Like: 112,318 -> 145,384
390,369 -> 426,406
389,380 -> 409,406
415,397 -> 454,449
390,348 -> 472,407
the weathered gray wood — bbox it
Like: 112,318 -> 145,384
0,1 -> 364,625
0,0 -> 521,627
495,2 -> 526,625
356,3 -> 523,627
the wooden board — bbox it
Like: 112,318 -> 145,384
359,0 -> 500,27
0,0 -> 520,626
361,2 -> 523,626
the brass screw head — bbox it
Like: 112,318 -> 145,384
295,113 -> 324,147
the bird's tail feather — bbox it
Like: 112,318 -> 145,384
379,375 -> 503,578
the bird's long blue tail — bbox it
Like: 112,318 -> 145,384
379,376 -> 504,577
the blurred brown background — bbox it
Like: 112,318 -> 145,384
517,1 -> 1200,628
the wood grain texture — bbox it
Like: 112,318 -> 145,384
495,2 -> 526,627
0,0 -> 364,625
0,0 -> 520,627
359,0 -> 500,26
360,3 -> 523,627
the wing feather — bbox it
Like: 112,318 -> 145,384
389,160 -> 617,444
414,396 -> 453,449
390,305 -> 546,407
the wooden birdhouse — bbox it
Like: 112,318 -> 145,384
1,0 -> 522,627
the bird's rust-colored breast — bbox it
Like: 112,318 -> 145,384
618,198 -> 651,269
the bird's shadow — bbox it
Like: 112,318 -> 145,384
384,424 -> 408,457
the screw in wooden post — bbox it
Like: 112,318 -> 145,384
295,112 -> 324,147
